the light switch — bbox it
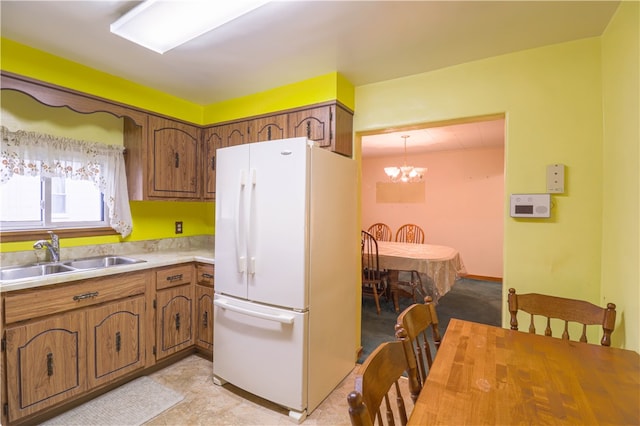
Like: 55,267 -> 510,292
547,164 -> 565,193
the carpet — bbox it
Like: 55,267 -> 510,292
359,277 -> 502,363
41,376 -> 184,426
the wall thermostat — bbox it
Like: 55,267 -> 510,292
510,193 -> 551,218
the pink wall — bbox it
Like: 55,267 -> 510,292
362,147 -> 504,278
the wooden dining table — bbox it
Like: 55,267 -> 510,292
375,241 -> 466,303
408,318 -> 640,425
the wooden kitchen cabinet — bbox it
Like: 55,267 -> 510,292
147,115 -> 201,199
4,311 -> 86,422
288,103 -> 353,157
195,263 -> 214,355
155,264 -> 195,360
254,113 -> 288,142
86,295 -> 146,389
2,271 -> 148,424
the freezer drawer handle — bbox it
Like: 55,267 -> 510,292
214,299 -> 295,324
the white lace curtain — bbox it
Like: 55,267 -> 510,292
0,126 -> 133,237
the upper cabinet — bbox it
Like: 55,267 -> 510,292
147,116 -> 201,199
125,115 -> 202,201
287,103 -> 353,157
254,113 -> 288,143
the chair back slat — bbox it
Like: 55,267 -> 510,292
508,288 -> 617,346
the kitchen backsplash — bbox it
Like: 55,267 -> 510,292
0,235 -> 214,267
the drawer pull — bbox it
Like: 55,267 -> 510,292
202,273 -> 214,279
175,312 -> 181,330
47,353 -> 54,376
73,291 -> 99,301
166,274 -> 183,282
115,331 -> 121,352
203,311 -> 208,327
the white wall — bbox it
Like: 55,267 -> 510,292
362,146 -> 504,278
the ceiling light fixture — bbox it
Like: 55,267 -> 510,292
110,0 -> 270,54
384,135 -> 426,183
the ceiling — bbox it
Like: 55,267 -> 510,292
1,1 -> 619,154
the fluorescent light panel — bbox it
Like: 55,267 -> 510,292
111,0 -> 270,54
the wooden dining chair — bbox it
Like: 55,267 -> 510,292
508,288 -> 617,346
367,223 -> 393,242
395,297 -> 441,389
361,230 -> 389,315
347,328 -> 421,426
388,270 -> 425,313
395,224 -> 425,244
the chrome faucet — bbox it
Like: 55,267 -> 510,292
33,231 -> 60,262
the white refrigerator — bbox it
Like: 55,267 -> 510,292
213,137 -> 358,422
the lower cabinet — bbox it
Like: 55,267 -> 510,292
2,261 -> 214,424
87,295 -> 146,389
155,264 -> 195,360
195,263 -> 214,354
4,311 -> 87,422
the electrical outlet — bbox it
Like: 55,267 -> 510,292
175,221 -> 183,234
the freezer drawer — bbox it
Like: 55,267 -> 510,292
213,295 -> 308,413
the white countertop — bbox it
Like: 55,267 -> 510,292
0,249 -> 214,293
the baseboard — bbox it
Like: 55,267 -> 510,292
463,274 -> 502,283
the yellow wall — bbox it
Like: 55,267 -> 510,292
354,37 -> 629,346
600,1 -> 640,351
203,72 -> 355,124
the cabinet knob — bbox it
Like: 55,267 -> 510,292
115,331 -> 121,352
175,312 -> 181,330
203,311 -> 208,327
175,152 -> 180,168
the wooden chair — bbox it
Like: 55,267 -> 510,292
367,223 -> 393,242
507,288 -> 617,346
347,328 -> 421,426
388,270 -> 425,313
362,230 -> 389,315
395,297 -> 441,389
395,224 -> 425,244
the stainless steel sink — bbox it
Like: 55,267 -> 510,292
0,255 -> 146,282
0,263 -> 77,281
63,255 -> 145,269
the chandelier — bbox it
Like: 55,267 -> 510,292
383,135 -> 426,183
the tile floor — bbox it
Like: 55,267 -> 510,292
144,354 -> 359,425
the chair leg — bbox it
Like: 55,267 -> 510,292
372,286 -> 381,315
393,287 -> 400,313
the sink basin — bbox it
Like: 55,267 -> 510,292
63,255 -> 145,269
0,255 -> 146,282
0,263 -> 77,281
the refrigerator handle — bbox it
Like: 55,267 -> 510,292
247,168 -> 257,275
214,299 -> 295,324
237,169 -> 248,274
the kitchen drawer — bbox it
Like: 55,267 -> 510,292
155,264 -> 193,290
196,263 -> 214,287
4,271 -> 147,325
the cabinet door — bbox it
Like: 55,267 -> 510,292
148,116 -> 201,199
288,105 -> 332,148
4,311 -> 86,422
195,284 -> 214,353
254,113 -> 288,142
202,126 -> 223,200
156,284 -> 194,360
87,296 -> 146,389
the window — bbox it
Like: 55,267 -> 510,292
1,126 -> 133,238
0,175 -> 108,230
